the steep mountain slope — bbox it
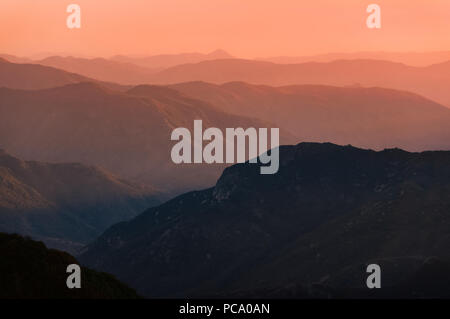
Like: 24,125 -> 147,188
0,149 -> 159,252
172,82 -> 450,151
37,56 -> 159,85
0,233 -> 138,298
0,83 -> 285,194
111,49 -> 233,69
149,58 -> 450,107
80,143 -> 450,298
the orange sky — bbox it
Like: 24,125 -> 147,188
1,0 -> 450,58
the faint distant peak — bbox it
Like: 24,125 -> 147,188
207,49 -> 233,59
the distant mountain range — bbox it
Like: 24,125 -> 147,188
111,49 -> 233,69
0,149 -> 159,253
80,143 -> 450,298
218,257 -> 450,299
0,57 -> 125,91
0,76 -> 280,194
1,51 -> 450,298
3,50 -> 233,85
259,51 -> 450,67
172,82 -> 450,151
0,232 -> 138,298
0,54 -> 33,64
147,59 -> 450,107
0,57 -> 88,90
36,56 -> 160,85
0,58 -> 449,197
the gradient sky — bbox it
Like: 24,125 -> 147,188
1,0 -> 450,58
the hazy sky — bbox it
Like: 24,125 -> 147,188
1,0 -> 450,58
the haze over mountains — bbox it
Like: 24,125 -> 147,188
260,51 -> 450,67
80,143 -> 450,297
1,49 -> 450,298
3,52 -> 450,108
0,54 -> 33,64
0,78 -> 278,194
0,57 -> 124,91
2,0 -> 450,300
4,51 -> 450,111
111,49 -> 234,69
0,149 -> 159,253
0,57 -> 89,90
172,82 -> 450,151
37,56 -> 159,85
0,57 -> 449,197
147,59 -> 450,107
0,232 -> 138,298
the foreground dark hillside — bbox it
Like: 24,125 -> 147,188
0,233 -> 138,299
80,143 -> 450,298
0,57 -> 124,91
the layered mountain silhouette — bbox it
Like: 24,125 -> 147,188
0,82 -> 281,194
0,232 -> 138,298
0,57 -> 88,90
0,58 -> 125,91
260,50 -> 450,67
37,56 -> 159,85
218,257 -> 450,299
1,51 -> 233,85
111,49 -> 233,69
0,149 -> 159,253
172,82 -> 450,151
80,143 -> 450,298
0,54 -> 33,64
147,58 -> 450,107
2,50 -> 450,299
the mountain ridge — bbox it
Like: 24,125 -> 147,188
171,81 -> 450,152
0,149 -> 160,253
0,59 -> 126,91
111,49 -> 234,69
149,58 -> 450,107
